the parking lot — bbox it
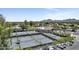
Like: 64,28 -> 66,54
65,31 -> 79,50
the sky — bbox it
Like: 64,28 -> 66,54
0,8 -> 79,22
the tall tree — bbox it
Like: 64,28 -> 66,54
0,14 -> 12,49
29,21 -> 33,26
0,14 -> 5,26
24,20 -> 28,25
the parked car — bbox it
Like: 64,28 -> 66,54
53,45 -> 61,50
66,42 -> 73,46
57,44 -> 64,50
61,43 -> 67,48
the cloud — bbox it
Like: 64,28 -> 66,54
40,9 -> 79,20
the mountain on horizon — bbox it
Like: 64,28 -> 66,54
41,18 -> 79,23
